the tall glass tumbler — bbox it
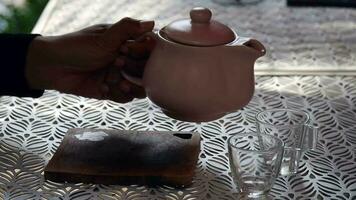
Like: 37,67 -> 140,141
256,109 -> 318,176
228,133 -> 284,198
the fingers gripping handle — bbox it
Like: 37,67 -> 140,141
120,32 -> 157,87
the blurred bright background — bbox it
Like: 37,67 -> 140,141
0,0 -> 48,33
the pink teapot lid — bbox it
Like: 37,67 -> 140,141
163,7 -> 236,46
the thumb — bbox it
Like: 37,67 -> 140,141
99,17 -> 154,51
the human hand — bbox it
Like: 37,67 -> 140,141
26,18 -> 155,103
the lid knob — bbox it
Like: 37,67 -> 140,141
190,7 -> 212,23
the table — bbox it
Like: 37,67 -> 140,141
1,0 -> 356,199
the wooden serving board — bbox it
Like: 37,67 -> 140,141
44,129 -> 200,187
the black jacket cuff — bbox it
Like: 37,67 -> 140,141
0,34 -> 44,98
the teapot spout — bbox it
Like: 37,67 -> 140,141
242,38 -> 266,58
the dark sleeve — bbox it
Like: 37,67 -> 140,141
0,34 -> 44,98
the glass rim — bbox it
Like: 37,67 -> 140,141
228,132 -> 284,154
255,108 -> 310,128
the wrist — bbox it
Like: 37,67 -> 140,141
25,35 -> 55,90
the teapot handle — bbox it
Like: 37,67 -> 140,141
120,31 -> 158,87
121,70 -> 143,86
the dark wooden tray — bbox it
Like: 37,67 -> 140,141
44,128 -> 200,187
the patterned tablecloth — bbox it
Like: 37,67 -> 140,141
1,0 -> 356,200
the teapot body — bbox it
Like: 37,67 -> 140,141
143,31 -> 257,122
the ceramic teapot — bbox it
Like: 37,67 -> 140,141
123,7 -> 266,122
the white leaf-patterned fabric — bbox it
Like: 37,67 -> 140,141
0,76 -> 355,199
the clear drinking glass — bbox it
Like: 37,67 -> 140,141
256,109 -> 318,176
228,133 -> 284,198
